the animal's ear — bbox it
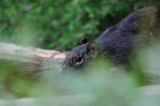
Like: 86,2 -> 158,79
86,41 -> 97,53
80,38 -> 88,44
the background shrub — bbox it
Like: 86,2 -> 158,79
1,0 -> 160,50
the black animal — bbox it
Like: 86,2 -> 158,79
63,7 -> 160,70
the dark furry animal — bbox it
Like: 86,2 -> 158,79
63,7 -> 160,70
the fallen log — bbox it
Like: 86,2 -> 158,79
0,42 -> 66,65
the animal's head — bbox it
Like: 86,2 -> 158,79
62,38 -> 97,70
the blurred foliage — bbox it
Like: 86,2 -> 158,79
1,48 -> 160,105
1,0 -> 160,105
0,60 -> 41,98
0,0 -> 160,50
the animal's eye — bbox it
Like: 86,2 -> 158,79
75,57 -> 83,65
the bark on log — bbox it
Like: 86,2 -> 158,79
0,42 -> 66,70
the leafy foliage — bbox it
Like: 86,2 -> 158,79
1,1 -> 160,105
1,0 -> 160,50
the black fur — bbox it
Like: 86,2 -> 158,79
63,7 -> 160,69
80,38 -> 88,44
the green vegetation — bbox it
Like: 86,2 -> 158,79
1,0 -> 160,105
1,0 -> 160,50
